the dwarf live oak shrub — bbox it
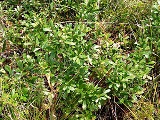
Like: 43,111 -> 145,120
0,0 -> 157,119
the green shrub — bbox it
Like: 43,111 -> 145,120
0,0 -> 157,119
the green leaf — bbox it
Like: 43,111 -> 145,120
148,61 -> 155,65
24,42 -> 32,46
69,86 -> 75,91
22,88 -> 29,94
34,48 -> 41,52
109,84 -> 112,88
65,41 -> 76,45
127,73 -> 136,80
50,2 -> 54,10
17,61 -> 23,70
98,103 -> 101,109
20,96 -> 27,102
4,65 -> 12,75
0,68 -> 6,74
12,93 -> 19,99
82,101 -> 87,110
104,89 -> 111,94
43,28 -> 52,32
76,58 -> 80,64
123,83 -> 126,89
115,83 -> 120,88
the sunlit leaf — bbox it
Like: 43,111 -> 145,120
65,41 -> 76,45
43,28 -> 52,32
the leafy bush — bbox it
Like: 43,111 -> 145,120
0,0 -> 158,119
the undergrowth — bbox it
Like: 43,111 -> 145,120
0,0 -> 159,120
